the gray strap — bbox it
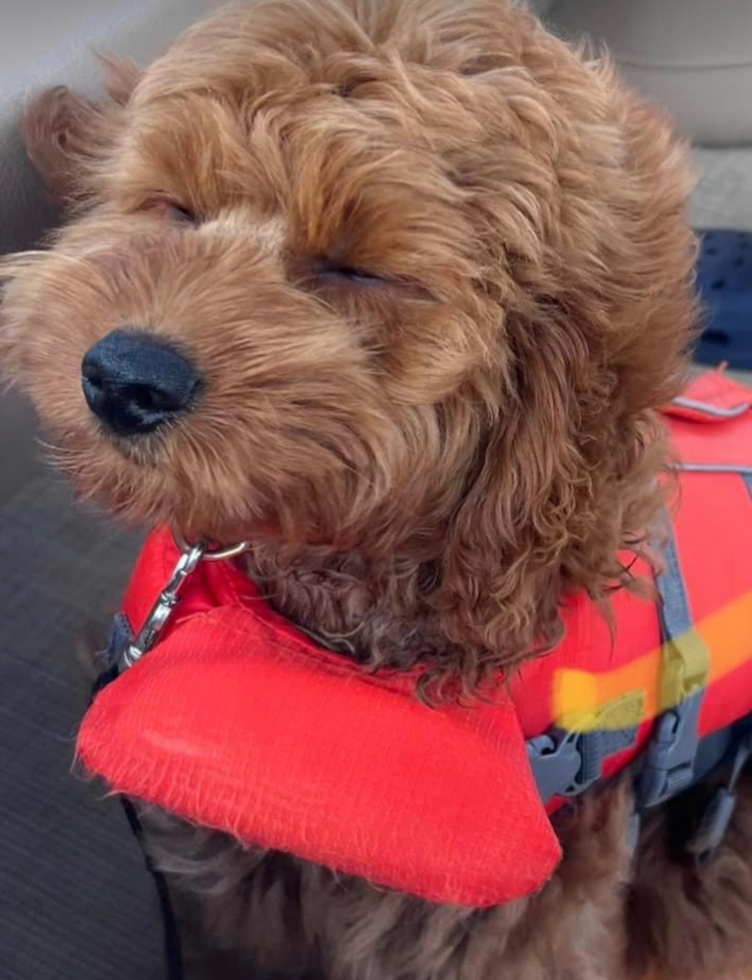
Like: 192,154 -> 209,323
528,520 -> 710,807
637,523 -> 711,808
528,716 -> 640,804
655,524 -> 710,711
657,525 -> 692,638
577,727 -> 638,783
678,464 -> 752,474
672,396 -> 749,419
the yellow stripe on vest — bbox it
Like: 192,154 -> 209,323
554,591 -> 752,732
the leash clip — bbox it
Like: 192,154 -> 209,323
118,534 -> 249,671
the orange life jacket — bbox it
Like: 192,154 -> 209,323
77,371 -> 752,909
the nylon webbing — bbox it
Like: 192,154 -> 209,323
636,521 -> 712,808
577,727 -> 638,784
528,519 -> 711,806
656,524 -> 710,712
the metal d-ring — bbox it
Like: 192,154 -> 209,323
117,532 -> 249,672
171,532 -> 250,562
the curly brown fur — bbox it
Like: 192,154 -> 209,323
143,780 -> 635,980
628,774 -> 752,980
0,0 -> 720,977
1,0 -> 697,689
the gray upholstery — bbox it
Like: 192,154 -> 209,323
548,0 -> 752,146
691,147 -> 752,232
526,0 -> 557,15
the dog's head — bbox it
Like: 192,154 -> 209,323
1,0 -> 697,672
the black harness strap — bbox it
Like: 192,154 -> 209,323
118,795 -> 185,980
91,614 -> 185,980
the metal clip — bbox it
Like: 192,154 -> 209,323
119,541 -> 207,671
118,534 -> 251,672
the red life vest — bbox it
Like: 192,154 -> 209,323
77,371 -> 752,909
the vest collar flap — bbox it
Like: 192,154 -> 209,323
77,531 -> 561,908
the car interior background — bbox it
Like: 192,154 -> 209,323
0,1 -> 750,977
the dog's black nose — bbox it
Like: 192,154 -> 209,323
81,328 -> 202,436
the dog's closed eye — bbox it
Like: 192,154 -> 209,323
318,262 -> 387,287
168,202 -> 198,224
299,257 -> 436,303
139,197 -> 199,225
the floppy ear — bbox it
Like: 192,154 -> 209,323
432,309 -> 669,688
23,57 -> 139,202
99,55 -> 141,106
435,324 -> 586,678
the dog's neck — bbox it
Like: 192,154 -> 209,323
244,544 -> 451,671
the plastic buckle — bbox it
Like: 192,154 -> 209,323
527,729 -> 592,804
637,690 -> 705,809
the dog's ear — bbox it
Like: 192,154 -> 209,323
433,317 -> 660,686
99,55 -> 141,106
23,58 -> 139,203
436,348 -> 578,678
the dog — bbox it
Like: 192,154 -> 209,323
3,1 -> 752,978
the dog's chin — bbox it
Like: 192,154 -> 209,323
63,445 -> 280,548
52,416 -> 360,553
105,430 -> 167,467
